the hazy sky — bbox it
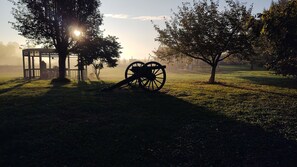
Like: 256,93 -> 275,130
0,0 -> 273,62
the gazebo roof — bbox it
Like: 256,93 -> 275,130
23,48 -> 56,53
22,48 -> 77,57
22,48 -> 59,57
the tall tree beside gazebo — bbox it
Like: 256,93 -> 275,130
9,0 -> 120,81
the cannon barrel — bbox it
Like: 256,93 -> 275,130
102,75 -> 139,91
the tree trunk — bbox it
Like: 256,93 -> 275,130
208,64 -> 217,84
95,69 -> 100,80
250,61 -> 254,70
80,67 -> 84,81
58,53 -> 67,79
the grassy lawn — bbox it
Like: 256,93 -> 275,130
0,68 -> 297,166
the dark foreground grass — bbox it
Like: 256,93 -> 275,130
0,71 -> 297,166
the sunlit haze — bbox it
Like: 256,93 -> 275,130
0,0 -> 273,64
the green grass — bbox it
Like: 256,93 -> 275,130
0,67 -> 297,166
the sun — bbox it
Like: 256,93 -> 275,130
73,30 -> 81,37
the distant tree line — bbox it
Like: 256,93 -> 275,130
154,0 -> 297,83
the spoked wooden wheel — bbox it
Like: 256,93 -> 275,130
139,61 -> 166,92
125,61 -> 145,86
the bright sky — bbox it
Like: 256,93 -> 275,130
0,0 -> 273,60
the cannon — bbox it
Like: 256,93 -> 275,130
103,61 -> 166,92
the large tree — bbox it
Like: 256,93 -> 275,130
73,35 -> 121,80
261,0 -> 297,77
10,0 -> 120,80
239,14 -> 269,70
154,0 -> 252,83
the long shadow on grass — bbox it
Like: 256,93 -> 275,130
241,76 -> 297,89
219,82 -> 297,99
0,78 -> 23,86
0,79 -> 30,95
0,83 -> 297,166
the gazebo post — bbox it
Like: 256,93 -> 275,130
77,55 -> 81,81
22,50 -> 26,78
85,65 -> 88,80
32,50 -> 35,78
28,51 -> 31,79
49,53 -> 51,69
49,53 -> 52,78
68,55 -> 70,77
39,51 -> 42,78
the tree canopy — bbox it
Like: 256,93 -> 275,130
153,45 -> 185,63
238,15 -> 268,70
73,36 -> 121,68
10,0 -> 121,80
262,0 -> 297,77
154,0 -> 252,83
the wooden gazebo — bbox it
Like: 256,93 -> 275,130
22,48 -> 87,80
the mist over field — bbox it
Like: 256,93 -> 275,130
0,42 -> 22,66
